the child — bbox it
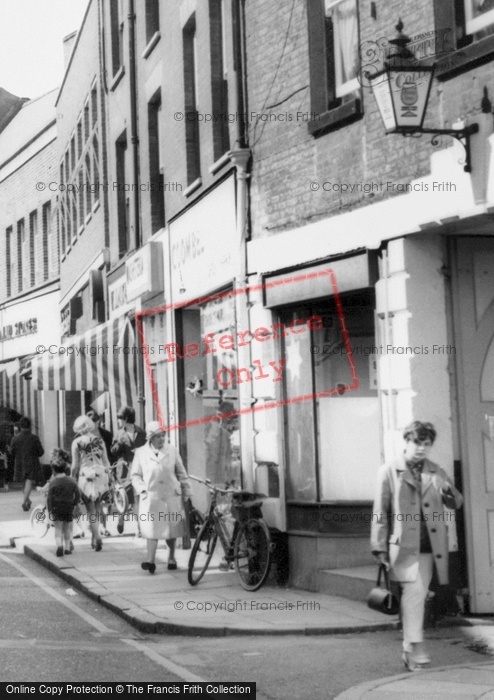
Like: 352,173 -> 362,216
47,448 -> 80,557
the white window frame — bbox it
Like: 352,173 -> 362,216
465,1 -> 494,34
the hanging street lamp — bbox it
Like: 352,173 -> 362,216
367,20 -> 479,172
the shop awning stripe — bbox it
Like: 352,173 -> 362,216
0,360 -> 39,433
29,317 -> 137,413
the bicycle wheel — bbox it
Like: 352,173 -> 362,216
113,486 -> 128,515
31,505 -> 50,538
234,517 -> 272,591
188,519 -> 218,585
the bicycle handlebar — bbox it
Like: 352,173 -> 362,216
188,474 -> 237,496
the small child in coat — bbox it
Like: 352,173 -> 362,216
47,449 -> 80,557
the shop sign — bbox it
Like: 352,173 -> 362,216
169,176 -> 236,301
126,241 -> 163,301
109,276 -> 129,317
0,317 -> 37,342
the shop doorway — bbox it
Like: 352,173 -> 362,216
452,237 -> 494,613
175,300 -> 241,508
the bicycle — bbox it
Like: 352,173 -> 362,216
31,463 -> 129,539
100,460 -> 131,517
30,502 -> 51,538
187,475 -> 273,592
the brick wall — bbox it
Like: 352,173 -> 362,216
158,0 -> 239,225
245,0 -> 493,240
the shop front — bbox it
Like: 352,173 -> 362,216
156,175 -> 239,511
0,284 -> 60,456
242,253 -> 380,589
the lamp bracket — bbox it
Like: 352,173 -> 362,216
401,123 -> 479,173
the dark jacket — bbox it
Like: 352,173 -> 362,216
10,429 -> 44,482
111,425 -> 146,464
98,427 -> 114,462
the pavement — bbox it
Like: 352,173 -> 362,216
334,662 -> 494,700
4,487 -> 494,699
0,488 -> 401,637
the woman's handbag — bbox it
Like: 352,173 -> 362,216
367,564 -> 400,615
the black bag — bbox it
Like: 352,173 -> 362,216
367,564 -> 400,615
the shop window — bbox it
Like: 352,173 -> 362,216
306,0 -> 362,134
209,0 -> 230,160
280,291 -> 381,503
183,16 -> 201,185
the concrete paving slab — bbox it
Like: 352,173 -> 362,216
18,535 -> 474,639
334,662 -> 494,700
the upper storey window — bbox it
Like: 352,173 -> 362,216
324,0 -> 359,101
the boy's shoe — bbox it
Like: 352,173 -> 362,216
64,549 -> 72,555
56,546 -> 64,557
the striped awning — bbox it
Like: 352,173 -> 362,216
0,357 -> 39,431
30,316 -> 138,414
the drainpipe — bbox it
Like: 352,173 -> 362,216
128,0 -> 141,251
229,0 -> 253,490
128,0 -> 145,427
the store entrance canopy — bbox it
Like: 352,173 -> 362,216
30,316 -> 138,413
0,356 -> 38,431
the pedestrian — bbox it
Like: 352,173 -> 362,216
371,420 -> 463,671
131,421 -> 193,574
86,409 -> 113,459
86,409 -> 114,537
46,448 -> 80,557
71,415 -> 110,552
111,406 -> 146,535
9,416 -> 44,511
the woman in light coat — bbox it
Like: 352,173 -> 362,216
131,421 -> 192,573
371,421 -> 463,671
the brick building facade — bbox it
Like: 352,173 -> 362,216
0,89 -> 60,455
242,0 -> 494,611
3,0 -> 494,610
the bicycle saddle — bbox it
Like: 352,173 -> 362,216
231,490 -> 267,503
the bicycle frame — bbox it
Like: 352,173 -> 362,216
188,474 -> 273,590
205,491 -> 239,563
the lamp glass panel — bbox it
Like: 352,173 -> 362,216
388,69 -> 433,129
371,73 -> 396,132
